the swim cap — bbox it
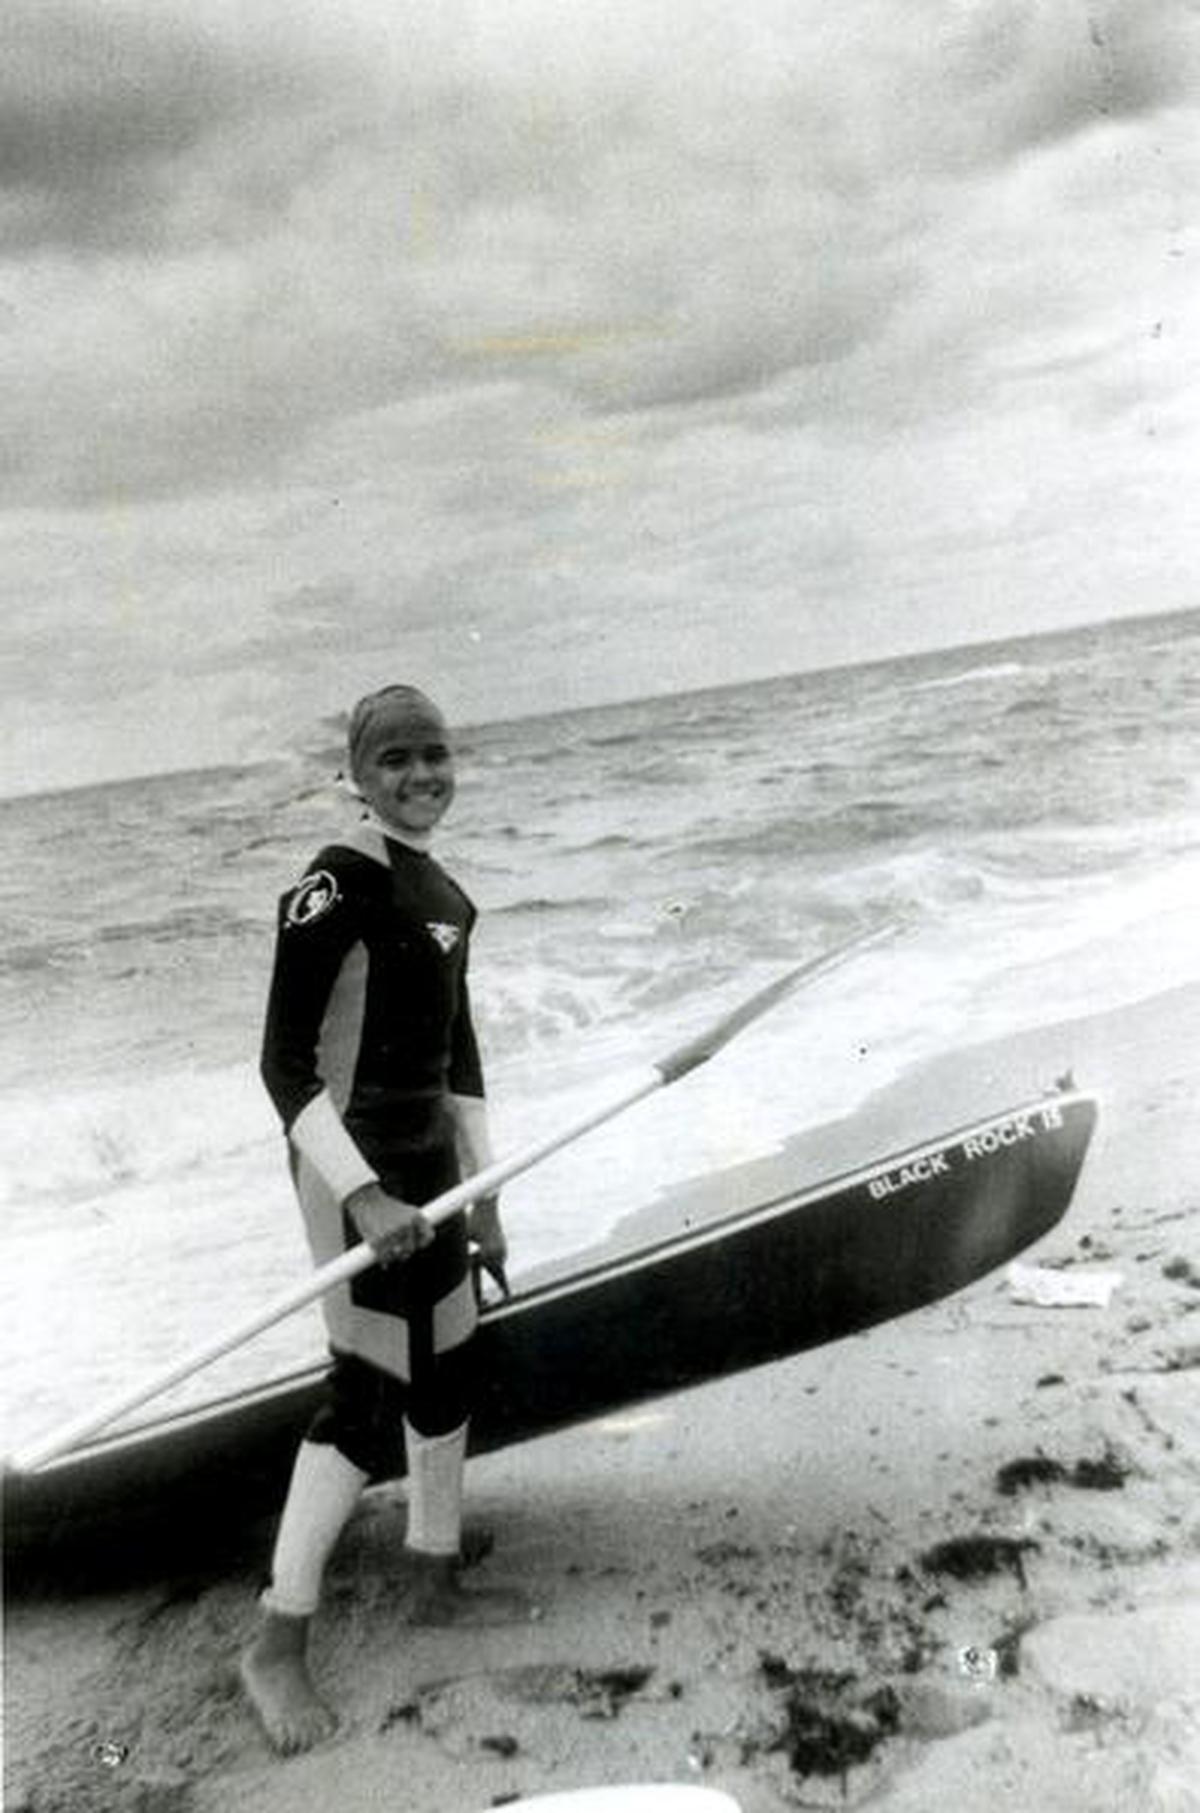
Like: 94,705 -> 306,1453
346,685 -> 449,782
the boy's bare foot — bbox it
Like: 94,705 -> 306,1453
405,1552 -> 535,1627
240,1611 -> 339,1755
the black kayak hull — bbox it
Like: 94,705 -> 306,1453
4,1092 -> 1096,1568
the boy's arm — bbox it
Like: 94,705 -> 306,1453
449,1090 -> 495,1174
446,962 -> 507,1276
450,1092 -> 508,1286
260,861 -> 377,1205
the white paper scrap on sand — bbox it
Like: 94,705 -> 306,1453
1007,1261 -> 1124,1308
506,1790 -> 741,1813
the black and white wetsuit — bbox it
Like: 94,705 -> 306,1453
261,825 -> 483,1472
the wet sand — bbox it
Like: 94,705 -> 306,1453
6,984 -> 1200,1812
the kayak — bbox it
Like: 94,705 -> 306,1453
3,1089 -> 1096,1567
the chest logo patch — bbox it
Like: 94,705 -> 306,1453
426,921 -> 461,953
286,870 -> 340,927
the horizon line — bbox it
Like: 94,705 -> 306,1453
2,601 -> 1195,808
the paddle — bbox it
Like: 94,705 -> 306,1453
10,921 -> 895,1474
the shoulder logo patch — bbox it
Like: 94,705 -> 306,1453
426,921 -> 461,953
286,870 -> 340,927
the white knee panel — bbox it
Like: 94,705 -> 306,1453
261,1440 -> 368,1617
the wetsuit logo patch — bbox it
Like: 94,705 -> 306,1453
426,921 -> 461,953
286,870 -> 340,927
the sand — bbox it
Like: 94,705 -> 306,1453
6,985 -> 1200,1813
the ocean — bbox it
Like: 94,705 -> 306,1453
3,608 -> 1200,1448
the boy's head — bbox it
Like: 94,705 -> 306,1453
346,685 -> 455,841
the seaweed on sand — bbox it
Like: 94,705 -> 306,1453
918,1535 -> 1040,1587
754,1656 -> 902,1783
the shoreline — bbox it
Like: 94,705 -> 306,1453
6,979 -> 1200,1812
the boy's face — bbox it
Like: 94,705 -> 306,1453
352,702 -> 456,838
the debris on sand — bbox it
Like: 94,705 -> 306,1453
1007,1262 -> 1123,1308
753,1656 -> 902,1782
1061,1692 -> 1126,1734
378,1700 -> 421,1733
994,1455 -> 1068,1495
6,1748 -> 194,1813
491,1662 -> 656,1721
990,1615 -> 1038,1680
758,1656 -> 854,1694
571,1666 -> 656,1720
918,1535 -> 1039,1587
695,1540 -> 759,1566
480,1733 -> 521,1758
994,1448 -> 1130,1496
1067,1449 -> 1130,1491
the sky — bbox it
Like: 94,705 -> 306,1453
2,0 -> 1198,794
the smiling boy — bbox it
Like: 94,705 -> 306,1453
241,685 -> 511,1754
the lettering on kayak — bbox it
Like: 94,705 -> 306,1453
960,1110 -> 1060,1158
868,1149 -> 952,1199
961,1115 -> 1033,1158
867,1103 -> 1067,1201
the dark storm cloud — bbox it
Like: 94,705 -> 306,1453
0,2 -> 347,252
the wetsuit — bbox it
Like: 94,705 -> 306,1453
261,825 -> 483,1477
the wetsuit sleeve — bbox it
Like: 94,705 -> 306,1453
447,972 -> 485,1099
260,860 -> 378,1203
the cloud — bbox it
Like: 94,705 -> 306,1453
1,0 -> 1199,796
3,0 -> 1196,506
0,3 -> 355,254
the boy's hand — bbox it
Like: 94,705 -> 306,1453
468,1192 -> 509,1297
346,1182 -> 434,1266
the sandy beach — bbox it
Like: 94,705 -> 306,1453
6,983 -> 1200,1813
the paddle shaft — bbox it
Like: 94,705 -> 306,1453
10,923 -> 893,1473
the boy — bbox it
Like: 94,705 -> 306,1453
242,685 -> 511,1754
